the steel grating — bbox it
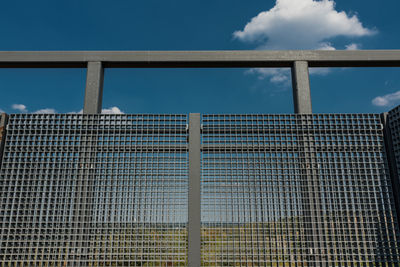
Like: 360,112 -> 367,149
0,114 -> 188,266
201,114 -> 400,266
1,112 -> 400,266
388,106 -> 400,176
0,114 -> 6,167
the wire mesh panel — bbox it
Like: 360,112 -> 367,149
0,114 -> 6,166
388,105 -> 400,175
0,114 -> 188,266
201,114 -> 400,267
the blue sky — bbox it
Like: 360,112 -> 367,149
0,0 -> 399,114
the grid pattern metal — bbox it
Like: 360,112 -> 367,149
0,114 -> 188,266
201,114 -> 400,266
388,106 -> 400,175
0,114 -> 6,166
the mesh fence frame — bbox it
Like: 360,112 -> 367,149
1,113 -> 400,266
388,106 -> 400,176
0,114 -> 188,266
201,114 -> 400,267
0,114 -> 6,166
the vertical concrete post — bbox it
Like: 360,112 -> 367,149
381,112 -> 400,227
83,62 -> 104,114
299,119 -> 323,266
188,113 -> 201,267
0,113 -> 8,167
292,61 -> 312,114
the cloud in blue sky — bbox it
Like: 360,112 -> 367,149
234,0 -> 375,84
372,91 -> 400,107
8,105 -> 124,114
68,107 -> 124,114
33,108 -> 56,114
234,0 -> 375,50
101,107 -> 124,114
12,104 -> 28,113
345,43 -> 360,50
11,104 -> 56,114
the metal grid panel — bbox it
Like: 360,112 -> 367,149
0,114 -> 6,166
388,105 -> 400,175
201,114 -> 400,266
0,114 -> 188,266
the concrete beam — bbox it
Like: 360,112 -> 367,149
292,61 -> 312,114
0,50 -> 400,68
83,62 -> 104,114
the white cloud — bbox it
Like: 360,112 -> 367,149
247,68 -> 291,84
12,104 -> 28,113
67,107 -> 124,114
316,42 -> 336,51
345,43 -> 360,50
234,0 -> 375,50
67,109 -> 83,114
248,65 -> 330,86
11,105 -> 57,114
6,105 -> 125,114
234,0 -> 375,83
0,109 -> 4,113
33,108 -> 56,114
101,107 -> 124,114
372,91 -> 400,107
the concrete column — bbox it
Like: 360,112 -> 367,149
83,62 -> 104,114
292,61 -> 312,114
0,113 -> 8,167
188,113 -> 201,267
381,113 -> 400,229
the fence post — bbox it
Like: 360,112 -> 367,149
0,113 -> 8,167
381,112 -> 400,228
292,61 -> 312,114
188,113 -> 201,266
83,62 -> 104,114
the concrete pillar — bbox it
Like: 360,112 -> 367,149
188,113 -> 201,267
292,61 -> 312,114
83,62 -> 104,114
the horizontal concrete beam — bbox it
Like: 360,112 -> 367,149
0,50 -> 399,68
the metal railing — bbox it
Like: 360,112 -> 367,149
1,50 -> 400,114
1,50 -> 400,266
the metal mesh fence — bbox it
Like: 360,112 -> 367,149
1,112 -> 400,266
0,114 -> 6,164
388,106 -> 400,176
201,114 -> 400,266
0,114 -> 188,266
